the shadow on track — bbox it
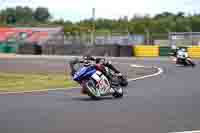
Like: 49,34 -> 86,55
72,96 -> 123,102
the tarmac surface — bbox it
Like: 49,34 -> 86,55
0,57 -> 200,133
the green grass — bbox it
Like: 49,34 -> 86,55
0,72 -> 78,92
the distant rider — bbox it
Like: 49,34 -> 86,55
177,48 -> 188,59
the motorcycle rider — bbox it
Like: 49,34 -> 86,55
69,55 -> 122,80
176,48 -> 189,64
69,55 -> 123,94
82,55 -> 122,80
177,48 -> 188,58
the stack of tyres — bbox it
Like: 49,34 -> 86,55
5,42 -> 17,53
0,42 -> 18,53
133,45 -> 159,57
8,46 -> 17,53
0,43 -> 7,53
188,46 -> 200,58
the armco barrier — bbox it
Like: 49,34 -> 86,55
42,44 -> 121,57
119,46 -> 133,57
133,45 -> 159,57
188,46 -> 200,58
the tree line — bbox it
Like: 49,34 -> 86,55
0,6 -> 51,25
1,6 -> 200,36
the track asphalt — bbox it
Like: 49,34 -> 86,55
0,57 -> 200,133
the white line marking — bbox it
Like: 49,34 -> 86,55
0,87 -> 78,95
169,130 -> 200,133
128,65 -> 163,81
130,64 -> 146,68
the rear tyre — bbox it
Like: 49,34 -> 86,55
118,76 -> 128,87
112,87 -> 123,98
188,60 -> 196,67
185,59 -> 196,67
192,63 -> 196,67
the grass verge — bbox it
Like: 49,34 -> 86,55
0,72 -> 78,92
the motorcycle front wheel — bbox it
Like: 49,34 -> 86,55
85,79 -> 100,99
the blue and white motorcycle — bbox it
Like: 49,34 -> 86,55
72,62 -> 123,99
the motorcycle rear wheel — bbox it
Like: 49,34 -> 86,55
112,87 -> 123,98
118,76 -> 128,87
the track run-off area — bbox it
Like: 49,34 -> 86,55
0,56 -> 200,133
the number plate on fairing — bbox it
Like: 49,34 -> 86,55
91,71 -> 111,95
91,73 -> 101,82
98,75 -> 111,95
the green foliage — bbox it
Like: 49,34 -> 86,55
34,7 -> 51,22
1,7 -> 200,35
6,15 -> 16,24
0,6 -> 50,24
0,72 -> 77,92
15,6 -> 34,23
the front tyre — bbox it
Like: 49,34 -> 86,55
85,79 -> 100,99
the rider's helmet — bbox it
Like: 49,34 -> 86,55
82,54 -> 93,66
83,54 -> 92,60
181,48 -> 186,52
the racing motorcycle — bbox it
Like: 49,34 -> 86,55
71,61 -> 124,99
175,57 -> 196,67
169,50 -> 196,67
170,54 -> 196,67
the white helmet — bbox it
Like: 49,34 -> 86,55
181,48 -> 186,52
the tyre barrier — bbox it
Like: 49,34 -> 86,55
133,45 -> 159,57
188,46 -> 200,58
133,45 -> 200,58
0,43 -> 17,53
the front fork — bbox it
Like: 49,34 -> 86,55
79,81 -> 88,94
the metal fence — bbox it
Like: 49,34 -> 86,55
5,26 -> 200,56
95,34 -> 145,45
64,34 -> 145,46
169,32 -> 200,47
